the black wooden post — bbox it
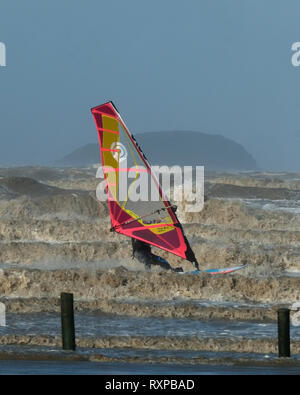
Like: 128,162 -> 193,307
60,292 -> 76,351
277,308 -> 290,357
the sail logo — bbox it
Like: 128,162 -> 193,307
110,142 -> 127,161
291,42 -> 300,67
0,42 -> 6,67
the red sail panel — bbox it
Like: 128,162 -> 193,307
91,101 -> 196,262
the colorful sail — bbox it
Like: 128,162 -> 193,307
91,101 -> 198,263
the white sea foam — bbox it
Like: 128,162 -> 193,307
226,198 -> 300,215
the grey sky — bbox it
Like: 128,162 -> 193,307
1,0 -> 300,170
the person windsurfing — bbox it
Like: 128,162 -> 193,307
131,238 -> 184,272
91,101 -> 203,274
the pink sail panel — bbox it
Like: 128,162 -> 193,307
91,101 -> 197,262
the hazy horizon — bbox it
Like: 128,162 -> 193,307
1,1 -> 300,171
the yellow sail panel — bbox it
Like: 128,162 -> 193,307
102,115 -> 119,200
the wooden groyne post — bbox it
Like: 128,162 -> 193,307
60,292 -> 76,351
277,308 -> 290,357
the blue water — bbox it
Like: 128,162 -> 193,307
0,360 -> 299,375
1,312 -> 299,340
0,312 -> 300,374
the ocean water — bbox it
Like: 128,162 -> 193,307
238,198 -> 300,215
0,359 -> 299,375
0,312 -> 300,374
1,311 -> 300,340
1,169 -> 300,375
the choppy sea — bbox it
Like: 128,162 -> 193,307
0,312 -> 299,375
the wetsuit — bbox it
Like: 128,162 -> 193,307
131,238 -> 183,272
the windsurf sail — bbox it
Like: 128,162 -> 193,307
91,101 -> 198,265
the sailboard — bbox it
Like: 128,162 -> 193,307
91,101 -> 245,275
186,264 -> 248,275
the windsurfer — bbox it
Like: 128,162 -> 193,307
131,238 -> 183,272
